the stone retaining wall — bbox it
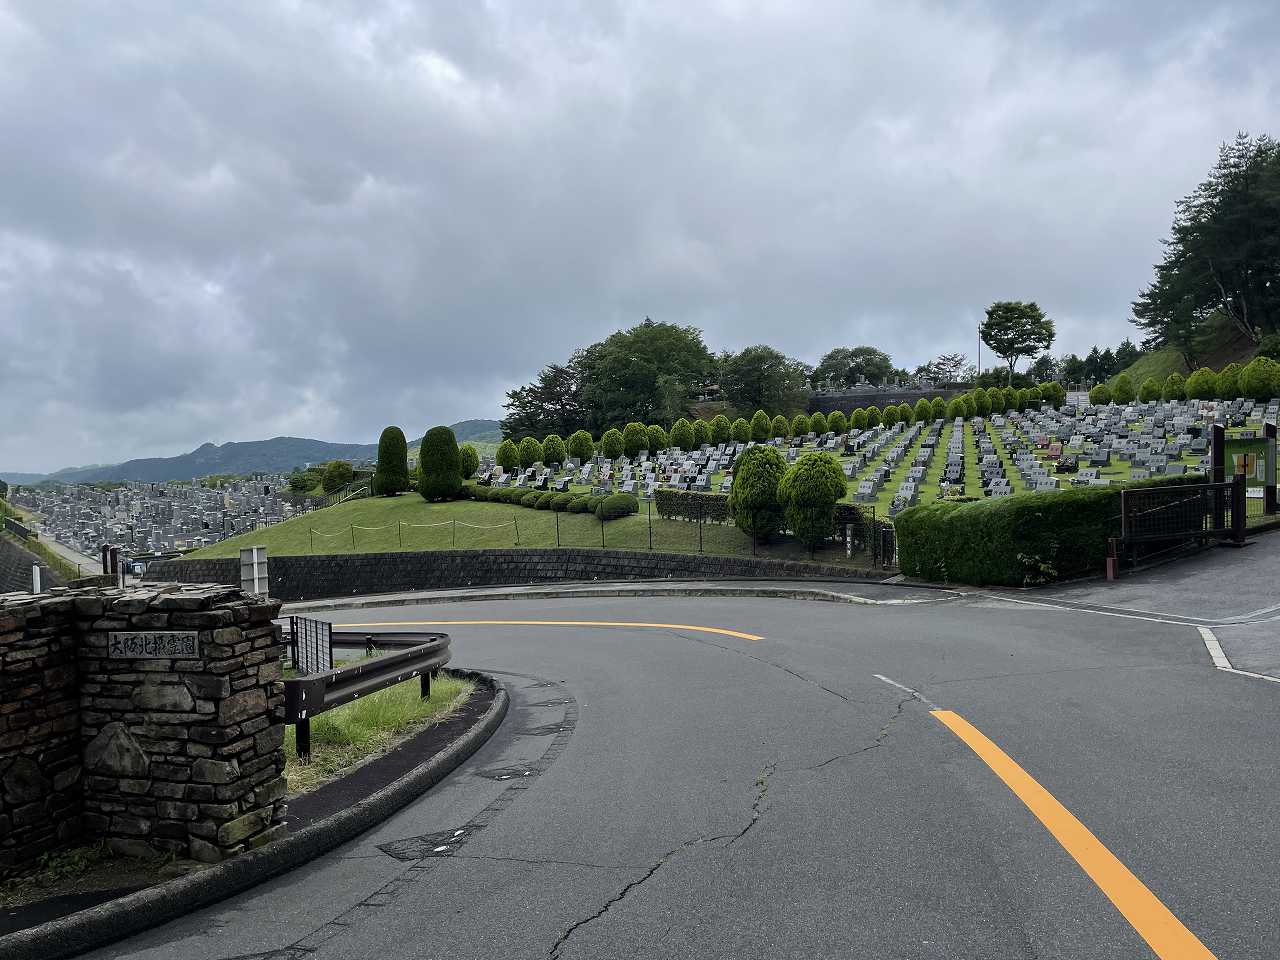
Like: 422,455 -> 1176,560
0,535 -> 66,594
147,548 -> 885,601
0,584 -> 286,871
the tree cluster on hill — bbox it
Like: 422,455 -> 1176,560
1132,132 -> 1280,367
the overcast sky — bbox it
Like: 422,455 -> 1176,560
2,1 -> 1277,473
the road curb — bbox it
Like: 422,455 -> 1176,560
284,582 -> 961,616
0,671 -> 509,960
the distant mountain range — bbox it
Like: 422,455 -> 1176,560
2,420 -> 502,485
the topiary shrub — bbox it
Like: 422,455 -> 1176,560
771,414 -> 789,439
931,396 -> 947,420
623,422 -> 648,460
568,495 -> 591,513
896,476 -> 1202,586
459,443 -> 480,481
1161,372 -> 1186,401
669,418 -> 694,451
809,411 -> 828,435
865,405 -> 882,428
1184,368 -> 1216,401
1216,362 -> 1241,400
731,417 -> 751,443
728,445 -> 788,541
913,398 -> 932,423
1088,383 -> 1111,405
963,394 -> 978,417
896,403 -> 913,426
542,434 -> 566,466
372,427 -> 410,495
647,424 -> 669,452
496,438 -> 521,473
518,436 -> 544,469
1138,376 -> 1161,402
881,405 -> 899,427
971,391 -> 991,418
519,491 -> 542,508
586,494 -> 606,512
692,419 -> 711,448
568,430 -> 595,464
536,491 -> 557,509
945,398 -> 966,419
790,413 -> 811,436
654,489 -> 730,523
600,428 -> 625,460
551,492 -> 575,511
710,414 -> 732,444
851,408 -> 868,430
778,452 -> 847,553
1256,334 -> 1280,362
419,426 -> 463,501
1240,356 -> 1279,401
827,410 -> 847,434
597,492 -> 639,521
750,409 -> 771,442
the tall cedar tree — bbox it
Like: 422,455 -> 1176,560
372,426 -> 409,495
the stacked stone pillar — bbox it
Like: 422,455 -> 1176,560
0,583 -> 288,871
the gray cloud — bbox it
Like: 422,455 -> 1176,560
1,0 -> 1277,471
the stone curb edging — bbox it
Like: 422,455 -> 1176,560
0,671 -> 509,960
284,583 -> 962,617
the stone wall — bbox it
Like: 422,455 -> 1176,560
0,584 -> 287,871
0,534 -> 66,594
148,548 -> 885,601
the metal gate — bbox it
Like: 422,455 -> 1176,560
288,616 -> 333,675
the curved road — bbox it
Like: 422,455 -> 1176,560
88,582 -> 1280,959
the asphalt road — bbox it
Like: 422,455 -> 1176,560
87,586 -> 1279,960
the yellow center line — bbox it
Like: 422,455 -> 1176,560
331,619 -> 764,642
932,710 -> 1217,960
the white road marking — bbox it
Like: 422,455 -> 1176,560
873,674 -> 939,709
1218,667 -> 1280,684
1198,627 -> 1232,669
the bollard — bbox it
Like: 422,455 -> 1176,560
31,563 -> 40,594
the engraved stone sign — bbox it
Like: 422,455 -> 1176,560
108,631 -> 201,659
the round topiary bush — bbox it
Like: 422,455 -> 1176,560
551,492 -> 575,511
790,413 -> 811,437
568,495 -> 591,513
945,397 -> 966,419
1161,372 -> 1186,401
623,422 -> 648,460
865,405 -> 882,428
1240,356 -> 1279,401
542,434 -> 566,467
600,428 -> 625,460
827,410 -> 848,434
963,394 -> 978,417
750,410 -> 771,442
496,438 -> 521,473
913,398 -> 932,423
518,436 -> 544,469
372,426 -> 410,496
881,405 -> 899,427
535,491 -> 557,509
647,424 -> 669,452
731,417 -> 751,443
728,444 -> 788,541
1184,368 -> 1216,401
1216,363 -> 1241,400
850,408 -> 868,430
692,419 -> 711,448
597,492 -> 639,521
1088,383 -> 1111,405
770,414 -> 789,439
670,418 -> 695,451
1138,376 -> 1161,402
419,426 -> 463,501
932,396 -> 947,420
778,452 -> 846,553
521,490 -> 543,508
810,411 -> 828,435
459,443 -> 480,482
710,414 -> 732,444
568,430 -> 595,464
972,390 -> 991,418
586,494 -> 606,511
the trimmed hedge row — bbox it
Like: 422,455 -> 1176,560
895,476 -> 1201,586
469,484 -> 638,521
653,489 -> 731,523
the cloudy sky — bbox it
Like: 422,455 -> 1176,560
2,1 -> 1277,473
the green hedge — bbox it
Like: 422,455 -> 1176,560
653,489 -> 730,523
597,492 -> 640,521
896,476 -> 1202,586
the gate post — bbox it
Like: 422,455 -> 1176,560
1232,472 -> 1247,545
1266,422 -> 1277,516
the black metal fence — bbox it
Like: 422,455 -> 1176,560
283,631 -> 451,760
286,616 -> 334,675
1112,476 -> 1247,574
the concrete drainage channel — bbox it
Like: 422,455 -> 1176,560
0,672 -> 509,960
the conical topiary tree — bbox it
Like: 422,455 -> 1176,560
731,417 -> 751,442
827,410 -> 848,434
809,411 -> 828,435
496,438 -> 520,472
1184,368 -> 1216,401
791,413 -> 811,437
419,426 -> 463,501
850,408 -> 868,430
778,452 -> 846,555
881,405 -> 899,427
1088,383 -> 1111,405
914,398 -> 932,423
728,445 -> 788,542
710,414 -> 732,444
692,418 -> 711,448
459,443 -> 480,481
623,422 -> 648,459
542,434 -> 566,466
518,436 -> 544,469
647,424 -> 669,452
1111,373 -> 1136,404
771,414 -> 789,439
373,425 -> 409,495
600,427 -> 625,460
931,396 -> 946,420
750,409 -> 771,441
1240,357 -> 1279,401
1161,372 -> 1186,401
865,405 -> 882,428
1138,376 -> 1161,402
567,430 -> 594,463
670,418 -> 695,450
1216,362 -> 1242,400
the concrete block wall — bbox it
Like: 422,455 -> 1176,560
148,548 -> 883,602
0,583 -> 287,871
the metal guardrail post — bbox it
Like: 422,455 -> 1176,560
296,717 -> 311,761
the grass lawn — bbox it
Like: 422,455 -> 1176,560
285,670 -> 475,795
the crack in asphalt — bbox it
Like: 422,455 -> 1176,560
547,759 -> 779,958
453,853 -> 633,870
669,630 -> 853,703
794,692 -> 915,772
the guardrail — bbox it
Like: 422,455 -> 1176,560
282,631 -> 451,760
3,516 -> 35,540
